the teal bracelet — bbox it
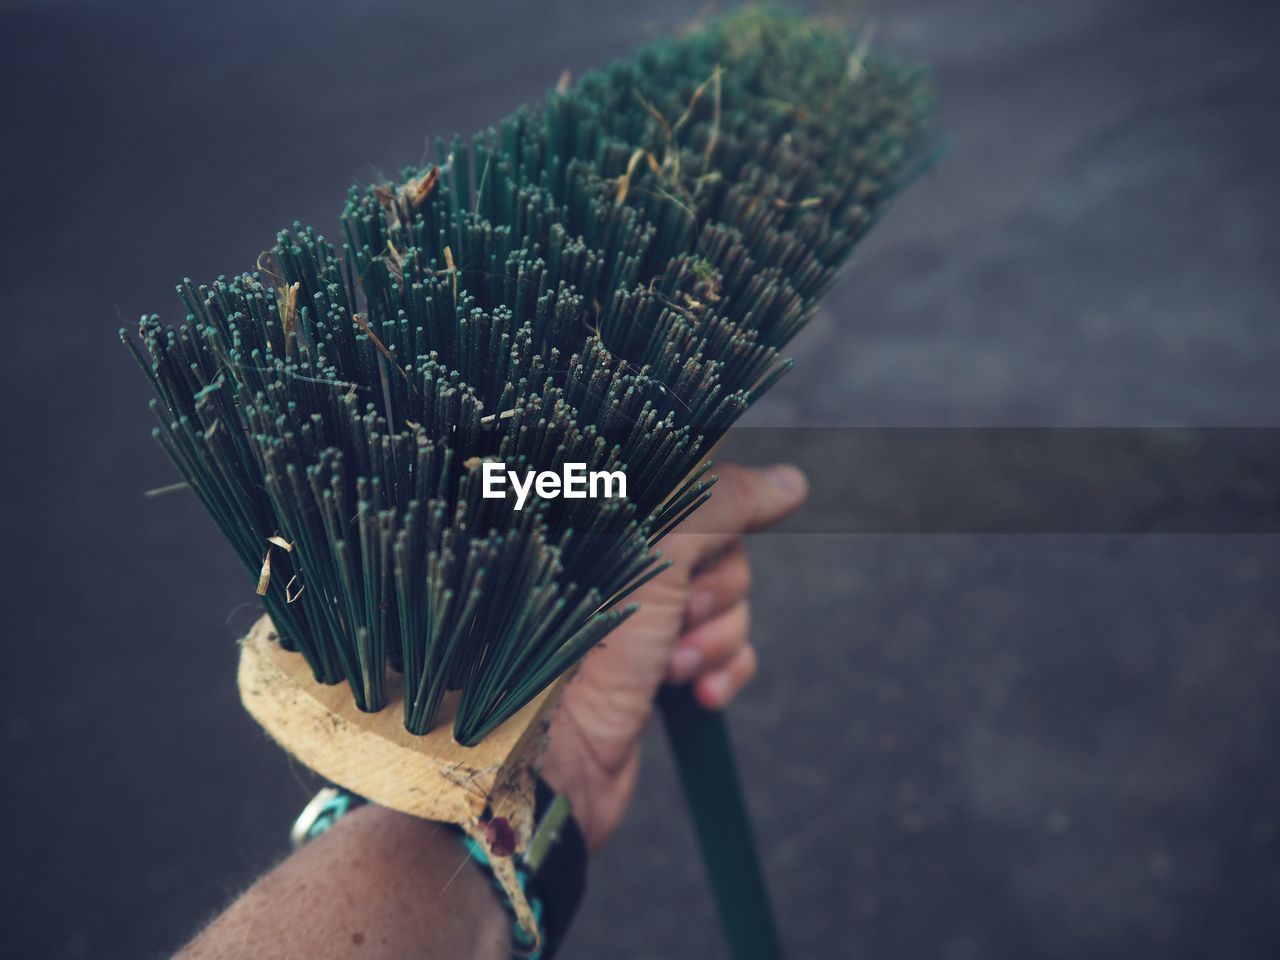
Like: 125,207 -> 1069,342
289,786 -> 359,848
458,830 -> 544,958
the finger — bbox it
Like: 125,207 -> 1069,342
685,540 -> 750,629
694,644 -> 759,710
667,600 -> 750,682
677,462 -> 808,561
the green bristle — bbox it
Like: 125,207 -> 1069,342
123,7 -> 931,746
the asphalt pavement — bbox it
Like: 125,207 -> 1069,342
2,1 -> 1277,957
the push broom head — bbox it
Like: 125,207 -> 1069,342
123,7 -> 931,748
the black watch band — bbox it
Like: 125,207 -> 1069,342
525,777 -> 587,958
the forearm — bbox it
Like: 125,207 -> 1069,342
177,805 -> 509,960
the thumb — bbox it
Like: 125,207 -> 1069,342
677,462 -> 809,552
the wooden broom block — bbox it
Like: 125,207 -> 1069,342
237,613 -> 564,839
237,614 -> 565,943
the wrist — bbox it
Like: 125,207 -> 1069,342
293,786 -> 588,959
348,808 -> 513,955
181,803 -> 511,960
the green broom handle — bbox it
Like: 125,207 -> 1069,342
657,683 -> 784,960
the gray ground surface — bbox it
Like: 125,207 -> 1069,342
2,1 -> 1277,958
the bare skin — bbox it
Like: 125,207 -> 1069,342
178,462 -> 808,959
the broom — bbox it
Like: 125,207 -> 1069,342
123,8 -> 930,956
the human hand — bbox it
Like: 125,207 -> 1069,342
541,462 -> 808,850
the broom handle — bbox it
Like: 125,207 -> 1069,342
657,683 -> 784,960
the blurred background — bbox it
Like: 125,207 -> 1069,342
2,0 -> 1278,957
